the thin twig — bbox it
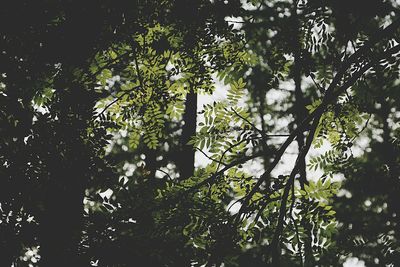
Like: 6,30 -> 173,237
309,74 -> 325,93
95,93 -> 127,119
196,147 -> 228,166
231,107 -> 264,137
216,138 -> 248,173
95,86 -> 140,119
156,169 -> 174,181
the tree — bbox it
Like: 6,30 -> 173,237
0,0 -> 399,266
0,1 -> 243,266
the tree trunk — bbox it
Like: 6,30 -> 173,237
178,91 -> 197,180
38,79 -> 94,267
39,128 -> 88,267
144,147 -> 157,179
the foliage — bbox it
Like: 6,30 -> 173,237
1,0 -> 400,267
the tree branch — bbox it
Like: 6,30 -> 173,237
233,25 -> 400,224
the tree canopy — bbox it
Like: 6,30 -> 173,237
0,0 -> 399,266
